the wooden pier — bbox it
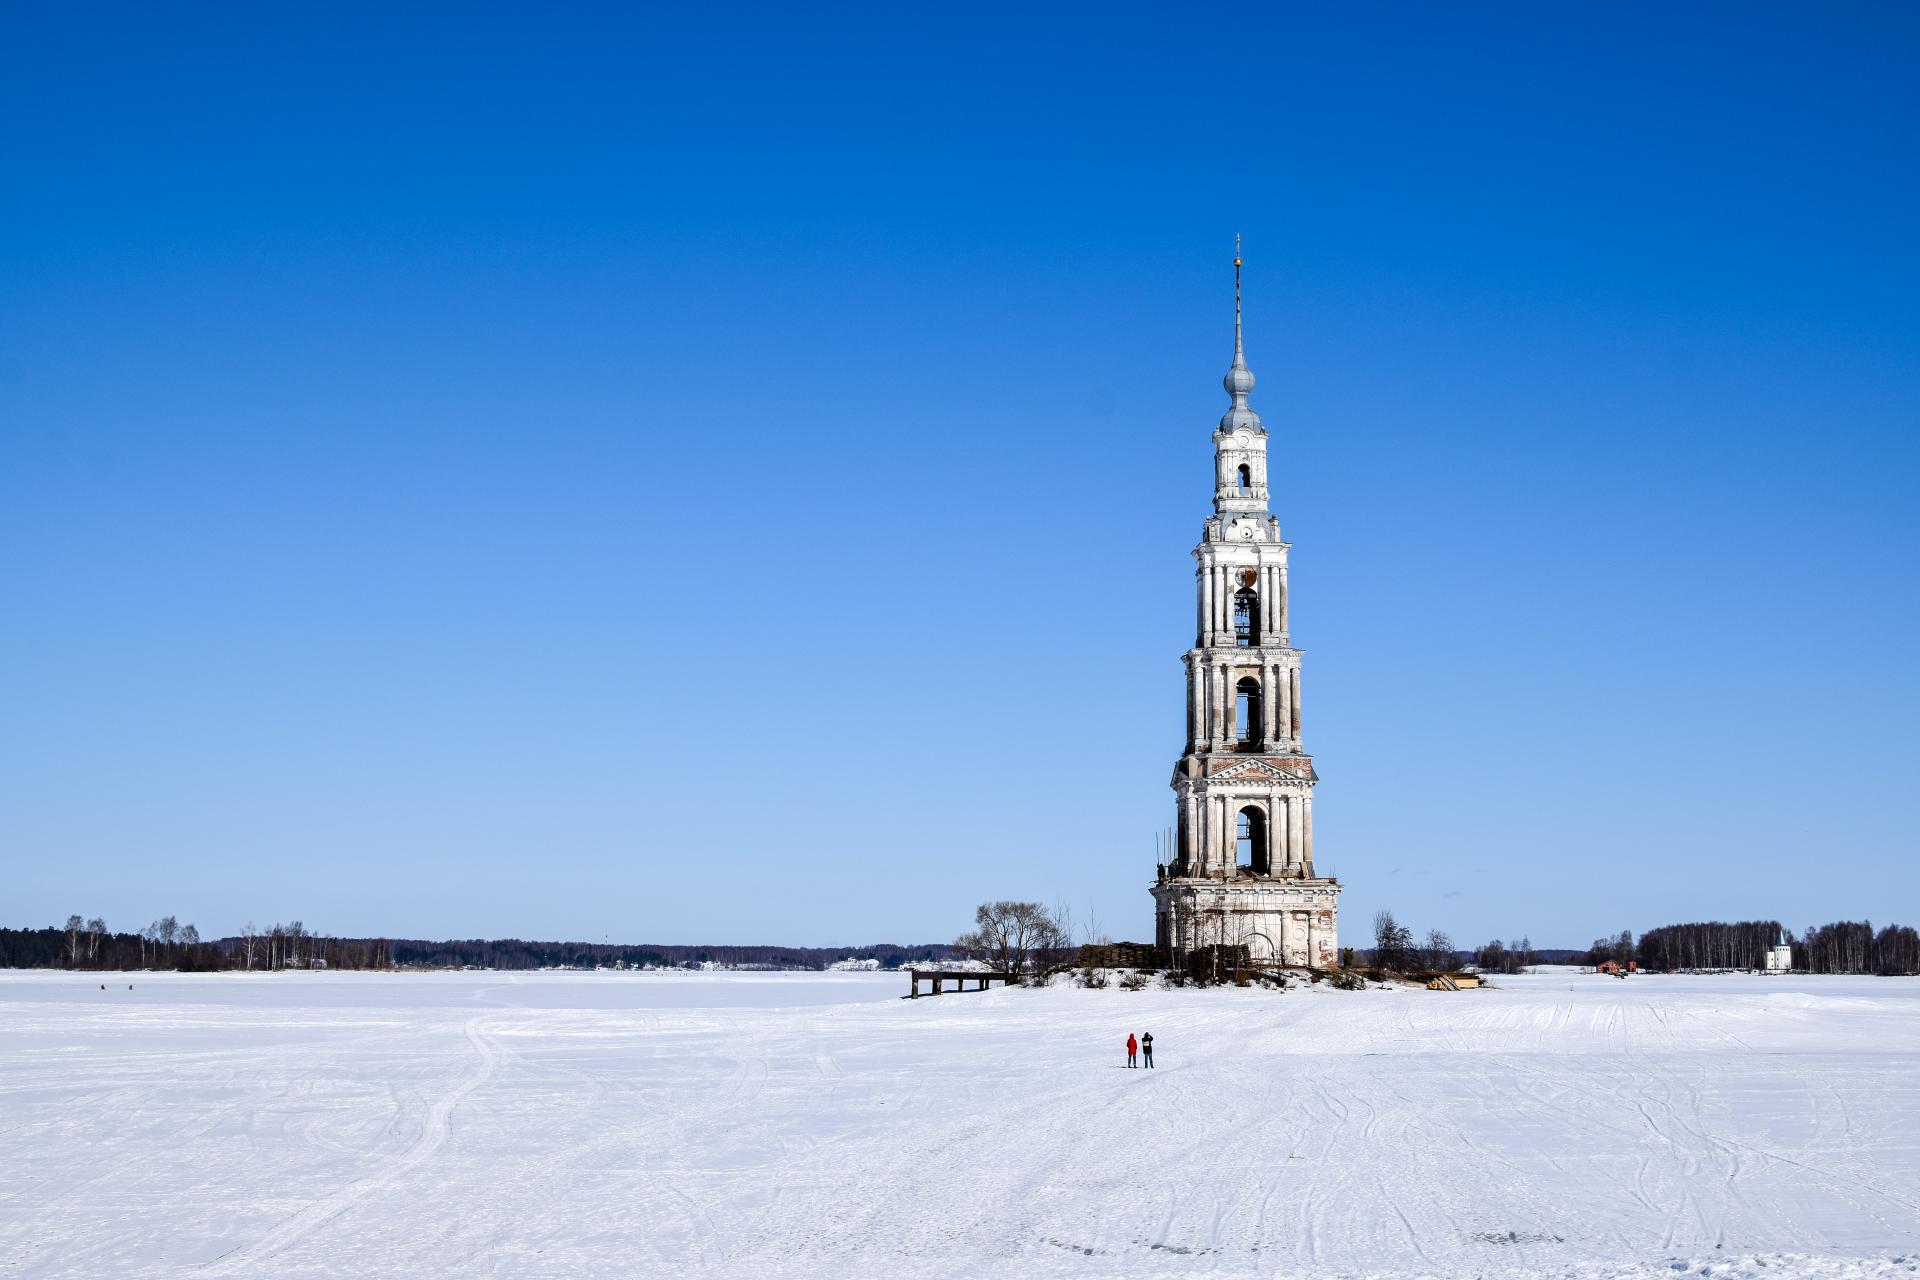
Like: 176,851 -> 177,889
905,970 -> 1015,998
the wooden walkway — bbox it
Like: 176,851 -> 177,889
904,970 -> 1016,998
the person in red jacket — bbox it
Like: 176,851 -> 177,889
1126,1032 -> 1138,1068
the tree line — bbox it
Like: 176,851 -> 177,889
1,918 -> 400,971
1367,912 -> 1583,975
1794,921 -> 1919,975
1471,936 -> 1541,975
1583,929 -> 1642,967
1603,919 -> 1920,975
2,918 -> 221,971
0,918 -> 961,972
1367,911 -> 1457,974
1632,921 -> 1774,971
384,939 -> 961,970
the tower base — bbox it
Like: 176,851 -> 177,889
1151,876 -> 1341,969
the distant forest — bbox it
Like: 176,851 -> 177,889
1584,919 -> 1920,976
0,918 -> 962,972
7,913 -> 1918,975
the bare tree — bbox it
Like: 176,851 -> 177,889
1422,928 -> 1455,973
86,918 -> 105,962
1372,911 -> 1414,974
241,922 -> 260,971
65,916 -> 84,967
1036,899 -> 1078,976
1083,898 -> 1108,947
955,901 -> 1069,982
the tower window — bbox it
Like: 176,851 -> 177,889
1233,589 -> 1259,647
1236,463 -> 1251,491
1234,675 -> 1262,748
1236,806 -> 1269,875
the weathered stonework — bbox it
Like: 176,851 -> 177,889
1150,255 -> 1342,968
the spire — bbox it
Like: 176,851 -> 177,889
1220,235 -> 1263,433
1234,233 -> 1245,363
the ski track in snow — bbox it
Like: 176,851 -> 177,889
197,1013 -> 501,1274
0,970 -> 1917,1279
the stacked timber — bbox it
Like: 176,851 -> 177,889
1077,942 -> 1170,969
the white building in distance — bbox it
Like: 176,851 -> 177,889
1151,251 -> 1342,968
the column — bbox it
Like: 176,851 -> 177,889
1261,664 -> 1276,748
1200,567 -> 1213,646
1303,794 -> 1314,867
1288,793 -> 1304,868
1264,565 -> 1278,639
1175,794 -> 1190,875
1278,566 -> 1289,636
1275,795 -> 1290,865
1216,662 -> 1230,749
1187,657 -> 1201,751
1185,792 -> 1199,872
1220,796 -> 1235,878
1190,796 -> 1203,874
1196,571 -> 1205,644
1210,795 -> 1225,873
1276,663 -> 1292,746
1289,665 -> 1302,740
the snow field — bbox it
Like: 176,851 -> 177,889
0,969 -> 1917,1278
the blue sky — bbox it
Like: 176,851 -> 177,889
3,3 -> 1916,948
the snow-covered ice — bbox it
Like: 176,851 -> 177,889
1,968 -> 1917,1279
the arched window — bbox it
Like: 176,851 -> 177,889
1232,589 -> 1259,647
1236,806 -> 1269,875
1234,676 -> 1262,748
1236,463 -> 1251,491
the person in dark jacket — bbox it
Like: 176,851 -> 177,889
1141,1032 -> 1154,1068
1126,1033 -> 1138,1068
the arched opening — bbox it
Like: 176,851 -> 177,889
1234,676 -> 1262,749
1236,806 -> 1269,875
1235,463 -> 1251,491
1232,589 -> 1259,647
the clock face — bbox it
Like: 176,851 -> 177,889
1236,522 -> 1258,541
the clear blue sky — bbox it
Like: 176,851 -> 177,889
3,4 -> 1916,949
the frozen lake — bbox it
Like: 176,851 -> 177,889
2,968 -> 1917,1278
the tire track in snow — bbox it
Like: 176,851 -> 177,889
198,1014 -> 499,1274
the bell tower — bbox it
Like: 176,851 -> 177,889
1151,246 -> 1342,969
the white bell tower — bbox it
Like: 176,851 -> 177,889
1151,246 -> 1342,968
